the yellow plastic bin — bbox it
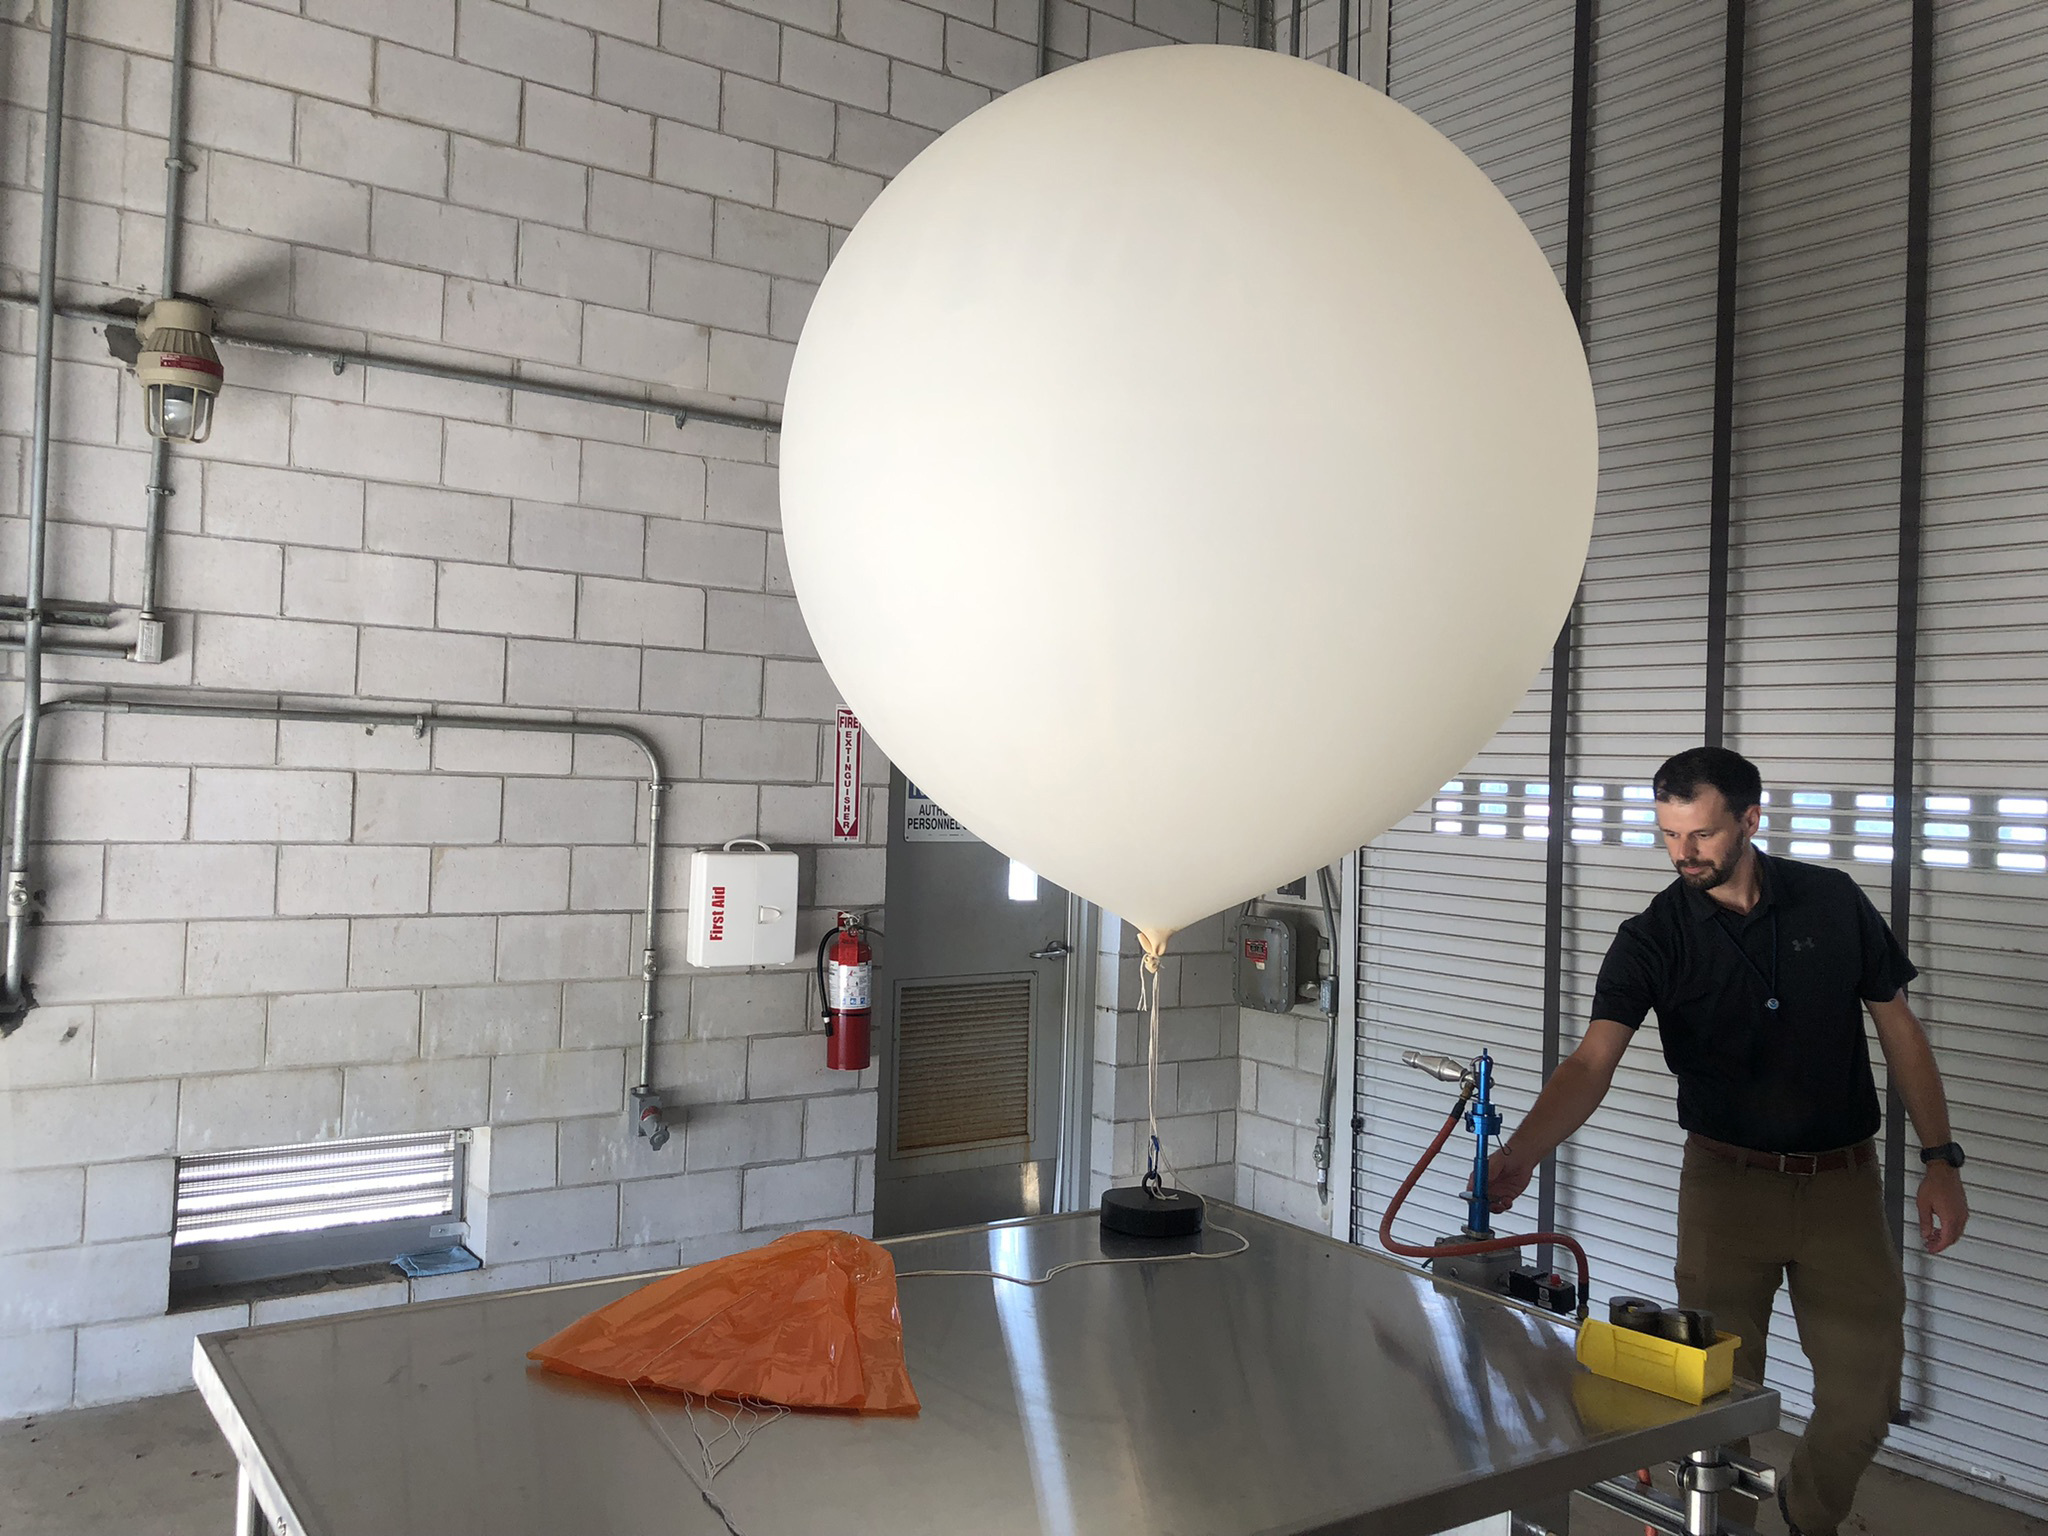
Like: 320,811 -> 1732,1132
1576,1317 -> 1740,1404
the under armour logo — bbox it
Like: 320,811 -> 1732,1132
1791,937 -> 1816,954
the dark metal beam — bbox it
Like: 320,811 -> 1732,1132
1703,0 -> 1747,747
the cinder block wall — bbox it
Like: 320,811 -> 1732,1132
0,0 -> 1243,1413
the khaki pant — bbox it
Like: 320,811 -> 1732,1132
1674,1138 -> 1905,1536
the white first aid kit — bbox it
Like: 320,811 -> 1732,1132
685,841 -> 799,968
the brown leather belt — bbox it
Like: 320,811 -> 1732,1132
1688,1133 -> 1877,1176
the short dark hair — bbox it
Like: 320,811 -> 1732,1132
1654,747 -> 1762,815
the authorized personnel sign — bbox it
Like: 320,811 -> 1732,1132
903,781 -> 978,842
833,709 -> 862,842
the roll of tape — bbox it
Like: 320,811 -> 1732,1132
1608,1295 -> 1662,1332
1652,1307 -> 1715,1348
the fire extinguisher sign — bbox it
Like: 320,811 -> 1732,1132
833,709 -> 862,842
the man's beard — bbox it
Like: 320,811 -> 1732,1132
1676,848 -> 1740,890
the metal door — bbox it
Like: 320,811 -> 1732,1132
873,769 -> 1070,1237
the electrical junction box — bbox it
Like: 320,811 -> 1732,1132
685,847 -> 798,967
1236,913 -> 1302,1014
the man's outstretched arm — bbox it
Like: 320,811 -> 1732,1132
1485,1017 -> 1636,1212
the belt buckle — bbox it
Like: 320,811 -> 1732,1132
1778,1151 -> 1818,1176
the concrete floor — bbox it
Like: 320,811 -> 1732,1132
2,1394 -> 2042,1535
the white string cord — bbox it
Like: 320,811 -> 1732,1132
629,1383 -> 757,1536
896,1221 -> 1251,1285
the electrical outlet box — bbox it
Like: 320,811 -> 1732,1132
685,848 -> 798,967
1236,913 -> 1300,1013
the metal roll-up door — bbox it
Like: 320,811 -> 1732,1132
1900,0 -> 2048,1505
1353,0 -> 1577,1267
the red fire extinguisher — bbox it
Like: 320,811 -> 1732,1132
817,917 -> 871,1071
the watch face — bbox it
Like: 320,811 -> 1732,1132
1923,1143 -> 1965,1168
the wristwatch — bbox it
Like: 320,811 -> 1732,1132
1918,1141 -> 1965,1169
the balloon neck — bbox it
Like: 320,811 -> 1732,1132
1138,928 -> 1174,972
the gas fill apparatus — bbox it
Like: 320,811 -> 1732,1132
685,840 -> 798,968
817,916 -> 872,1071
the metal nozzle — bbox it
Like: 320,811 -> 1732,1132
1401,1049 -> 1474,1085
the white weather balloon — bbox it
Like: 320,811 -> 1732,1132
782,45 -> 1596,951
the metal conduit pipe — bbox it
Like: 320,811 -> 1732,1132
6,0 -> 74,1024
0,693 -> 673,1148
135,0 -> 195,666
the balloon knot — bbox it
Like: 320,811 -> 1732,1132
1137,929 -> 1172,973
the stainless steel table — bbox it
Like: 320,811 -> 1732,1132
194,1204 -> 1777,1536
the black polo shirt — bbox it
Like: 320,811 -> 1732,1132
1590,851 -> 1917,1154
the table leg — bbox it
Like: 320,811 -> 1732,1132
233,1466 -> 273,1536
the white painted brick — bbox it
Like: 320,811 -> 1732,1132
491,1047 -> 625,1120
267,989 -> 421,1066
277,719 -> 432,773
431,846 -> 571,914
341,1057 -> 491,1135
758,784 -> 830,841
179,1066 -> 343,1151
375,44 -> 521,141
889,59 -> 991,131
449,137 -> 588,226
645,518 -> 764,589
0,519 -> 109,608
191,768 -> 353,842
422,982 -> 563,1057
579,446 -> 707,527
358,626 -> 507,703
805,1091 -> 877,1156
349,915 -> 498,987
252,1278 -> 410,1327
443,278 -> 583,368
560,976 -> 641,1045
435,560 -> 577,639
208,150 -> 370,253
945,17 -> 1036,87
707,330 -> 797,403
186,920 -> 352,997
748,1034 -> 850,1100
309,0 -> 456,51
1135,0 -> 1217,42
743,1155 -> 856,1227
762,658 -> 842,719
446,422 -> 582,502
367,483 -> 511,563
299,99 -> 449,197
216,2 -> 373,102
73,1303 -> 250,1408
689,971 -> 809,1039
620,1168 -> 741,1243
0,1331 -> 75,1416
206,460 -> 364,548
533,0 -> 661,43
706,591 -> 814,658
103,845 -> 276,923
569,576 -> 700,650
193,613 -> 358,694
525,85 -> 653,176
80,1160 -> 172,1247
505,638 -> 641,710
596,35 -> 718,124
649,252 -> 771,332
497,913 -> 632,980
276,846 -> 428,918
580,306 -> 708,395
39,442 -> 149,532
1176,1056 -> 1238,1114
0,1167 -> 83,1255
775,278 -> 813,340
38,765 -> 188,842
507,507 -> 644,583
653,119 -> 774,204
648,1038 -> 747,1104
283,546 -> 440,628
992,0 -> 1037,41
782,32 -> 889,109
683,1099 -> 802,1170
501,778 -> 640,846
640,649 -> 761,714
354,774 -> 503,844
27,925 -> 187,1008
814,846 -> 883,906
471,1119 -> 557,1192
459,1 -> 597,91
1087,13 -> 1166,54
775,154 -> 884,228
714,201 -> 830,282
296,248 -> 444,343
700,719 -> 817,782
657,0 -> 780,78
520,225 -> 652,309
91,999 -> 261,1087
410,1256 -> 553,1299
588,169 -> 713,256
430,729 -> 573,776
486,1184 -> 618,1261
841,0 -> 945,66
290,398 -> 442,489
140,533 -> 284,621
721,75 -> 835,156
0,1081 -> 175,1172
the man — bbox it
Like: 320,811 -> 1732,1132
1485,747 -> 1968,1536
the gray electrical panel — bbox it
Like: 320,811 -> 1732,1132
1235,913 -> 1300,1014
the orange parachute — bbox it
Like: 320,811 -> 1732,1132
527,1229 -> 920,1415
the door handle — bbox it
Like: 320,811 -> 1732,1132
1029,940 -> 1073,961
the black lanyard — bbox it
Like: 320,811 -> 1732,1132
1713,909 -> 1780,1012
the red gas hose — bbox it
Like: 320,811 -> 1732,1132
1378,1090 -> 1592,1320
